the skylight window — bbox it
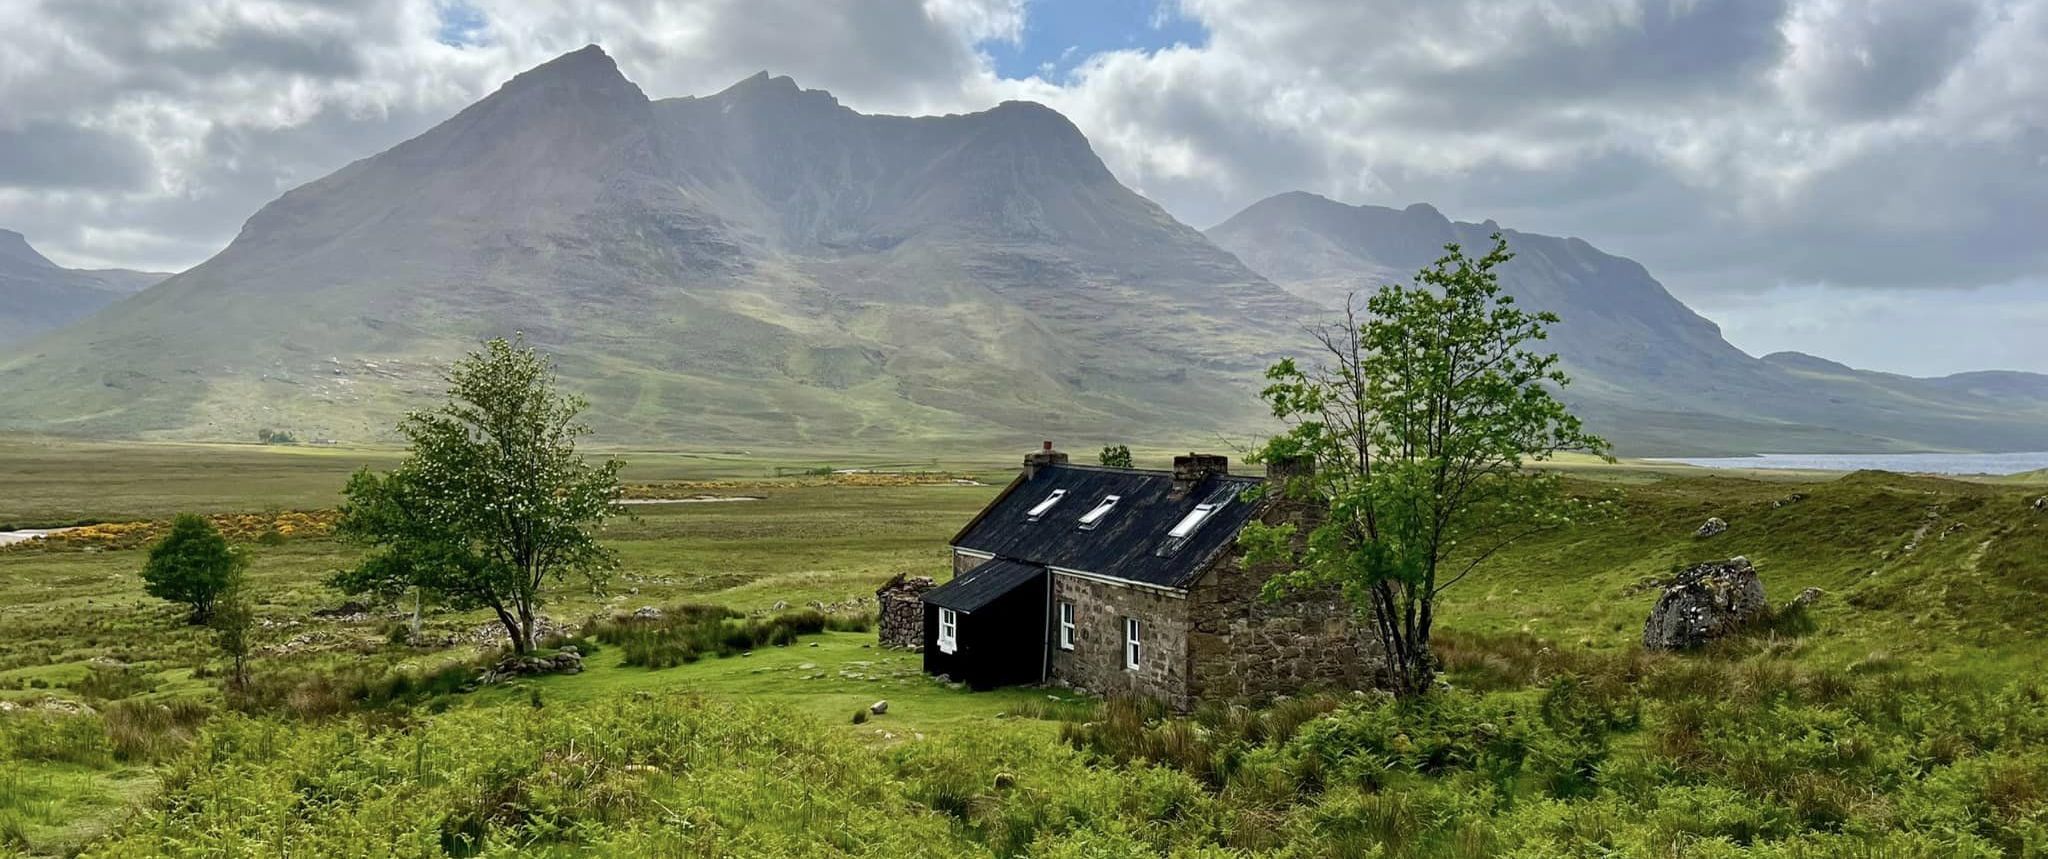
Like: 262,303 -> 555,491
1026,489 -> 1068,521
1168,503 -> 1218,539
1077,495 -> 1121,530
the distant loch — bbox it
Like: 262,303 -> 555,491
1654,452 -> 2048,476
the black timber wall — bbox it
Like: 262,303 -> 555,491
922,568 -> 1049,690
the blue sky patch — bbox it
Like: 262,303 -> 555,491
983,0 -> 1208,81
435,1 -> 489,47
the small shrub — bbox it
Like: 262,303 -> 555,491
68,664 -> 158,701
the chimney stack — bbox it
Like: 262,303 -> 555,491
1023,440 -> 1068,479
1264,453 -> 1315,487
1171,453 -> 1229,495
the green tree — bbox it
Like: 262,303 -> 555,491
141,514 -> 247,623
210,580 -> 255,696
1242,235 -> 1608,697
332,337 -> 623,654
1098,444 -> 1134,469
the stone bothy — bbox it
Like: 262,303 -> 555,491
916,443 -> 1377,708
875,574 -> 935,651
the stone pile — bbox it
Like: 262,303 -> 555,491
474,646 -> 584,686
875,574 -> 934,650
1642,556 -> 1769,650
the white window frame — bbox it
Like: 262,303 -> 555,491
1168,502 -> 1218,539
1058,602 -> 1076,650
1124,617 -> 1142,670
937,607 -> 958,654
1026,489 -> 1068,521
1078,495 -> 1121,530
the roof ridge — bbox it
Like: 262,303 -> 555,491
1046,462 -> 1264,481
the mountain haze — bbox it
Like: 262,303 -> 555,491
0,230 -> 164,347
1208,192 -> 2048,454
0,46 -> 1309,448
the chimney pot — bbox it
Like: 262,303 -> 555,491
1023,441 -> 1069,478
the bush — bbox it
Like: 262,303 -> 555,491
584,605 -> 872,669
140,514 -> 246,624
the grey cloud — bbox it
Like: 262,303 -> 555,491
1031,0 -> 2048,307
0,123 -> 153,190
1404,0 -> 1790,108
1783,0 -> 1987,119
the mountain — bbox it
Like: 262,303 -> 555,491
0,47 -> 1311,448
6,47 -> 2044,455
1208,192 -> 2048,454
0,230 -> 165,346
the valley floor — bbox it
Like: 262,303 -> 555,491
4,438 -> 2048,856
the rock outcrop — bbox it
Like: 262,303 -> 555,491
1643,557 -> 1768,650
1695,517 -> 1728,538
876,574 -> 934,650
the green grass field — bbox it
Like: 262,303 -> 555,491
7,438 -> 2048,855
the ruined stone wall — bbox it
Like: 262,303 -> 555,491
875,574 -> 934,651
1186,501 -> 1379,702
1048,573 -> 1191,708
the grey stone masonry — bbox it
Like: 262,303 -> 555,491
876,574 -> 934,650
1186,499 -> 1377,702
1049,572 -> 1192,707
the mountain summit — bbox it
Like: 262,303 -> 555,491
0,47 -> 1310,447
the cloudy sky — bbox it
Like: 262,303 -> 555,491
2,0 -> 2044,375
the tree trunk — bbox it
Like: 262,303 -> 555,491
490,604 -> 526,655
516,601 -> 537,653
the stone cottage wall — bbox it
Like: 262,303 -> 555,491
1048,573 -> 1191,708
875,574 -> 934,650
1186,502 -> 1379,702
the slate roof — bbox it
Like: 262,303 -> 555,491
950,464 -> 1266,589
921,558 -> 1045,612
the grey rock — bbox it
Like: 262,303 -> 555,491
1695,517 -> 1728,539
1790,586 -> 1825,609
869,699 -> 888,715
1643,557 -> 1769,650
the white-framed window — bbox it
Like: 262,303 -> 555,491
937,607 -> 958,654
1026,489 -> 1068,521
1168,502 -> 1218,539
1078,495 -> 1121,530
1058,601 -> 1076,650
1124,617 -> 1142,670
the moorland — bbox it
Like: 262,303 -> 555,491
6,436 -> 2048,856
